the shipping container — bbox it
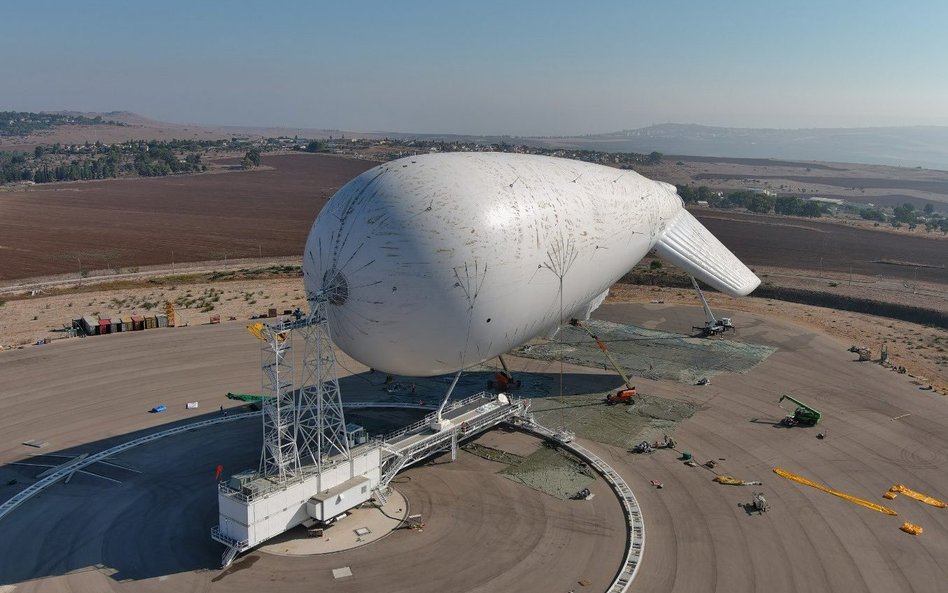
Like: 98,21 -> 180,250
82,316 -> 99,336
156,314 -> 168,328
98,319 -> 111,335
121,316 -> 133,332
131,315 -> 145,331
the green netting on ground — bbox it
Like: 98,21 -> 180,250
499,445 -> 596,500
529,393 -> 697,449
515,319 -> 776,384
462,442 -> 526,465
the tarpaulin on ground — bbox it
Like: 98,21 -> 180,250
773,468 -> 898,516
888,484 -> 947,508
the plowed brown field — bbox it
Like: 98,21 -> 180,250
0,154 -> 374,280
1,154 -> 945,286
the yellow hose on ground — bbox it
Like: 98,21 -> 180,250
889,484 -> 947,508
773,468 -> 898,516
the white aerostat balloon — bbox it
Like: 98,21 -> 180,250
303,152 -> 759,376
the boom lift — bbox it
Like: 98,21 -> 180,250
778,395 -> 822,427
569,319 -> 637,405
487,355 -> 522,391
691,276 -> 734,336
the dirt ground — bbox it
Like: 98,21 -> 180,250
2,271 -> 945,394
0,153 -> 374,280
0,276 -> 311,349
608,284 -> 947,396
693,210 -> 947,285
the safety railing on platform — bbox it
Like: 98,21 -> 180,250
377,392 -> 498,443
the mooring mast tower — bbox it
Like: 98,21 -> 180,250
254,291 -> 351,480
213,291 -> 524,568
295,295 -> 350,470
214,293 -> 376,567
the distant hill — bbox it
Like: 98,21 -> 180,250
5,111 -> 948,171
524,124 -> 948,170
0,110 -> 349,150
0,110 -> 125,138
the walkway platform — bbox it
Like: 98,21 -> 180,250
376,392 -> 527,491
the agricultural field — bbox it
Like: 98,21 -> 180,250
0,153 -> 372,280
1,152 -> 945,286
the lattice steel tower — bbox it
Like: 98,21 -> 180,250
256,290 -> 350,482
257,322 -> 301,481
297,295 -> 350,469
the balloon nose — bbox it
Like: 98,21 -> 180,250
320,268 -> 349,306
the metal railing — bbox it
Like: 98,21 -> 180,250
377,397 -> 526,487
378,392 -> 498,443
513,419 -> 645,593
0,412 -> 259,524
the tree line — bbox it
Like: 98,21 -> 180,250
0,139 -> 222,184
676,184 -> 946,233
676,185 -> 824,217
0,110 -> 124,137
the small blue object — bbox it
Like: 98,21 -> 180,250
151,405 -> 167,413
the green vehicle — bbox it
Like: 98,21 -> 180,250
778,395 -> 821,426
226,392 -> 271,411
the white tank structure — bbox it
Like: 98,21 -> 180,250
303,152 -> 759,377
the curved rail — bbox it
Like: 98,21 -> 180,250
0,400 -> 439,524
1,400 -> 646,593
513,419 -> 645,593
0,412 -> 259,524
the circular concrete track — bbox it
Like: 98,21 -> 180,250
0,323 -> 625,593
1,304 -> 947,593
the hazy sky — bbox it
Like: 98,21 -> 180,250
3,1 -> 947,135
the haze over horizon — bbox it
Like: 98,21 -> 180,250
3,1 -> 947,136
